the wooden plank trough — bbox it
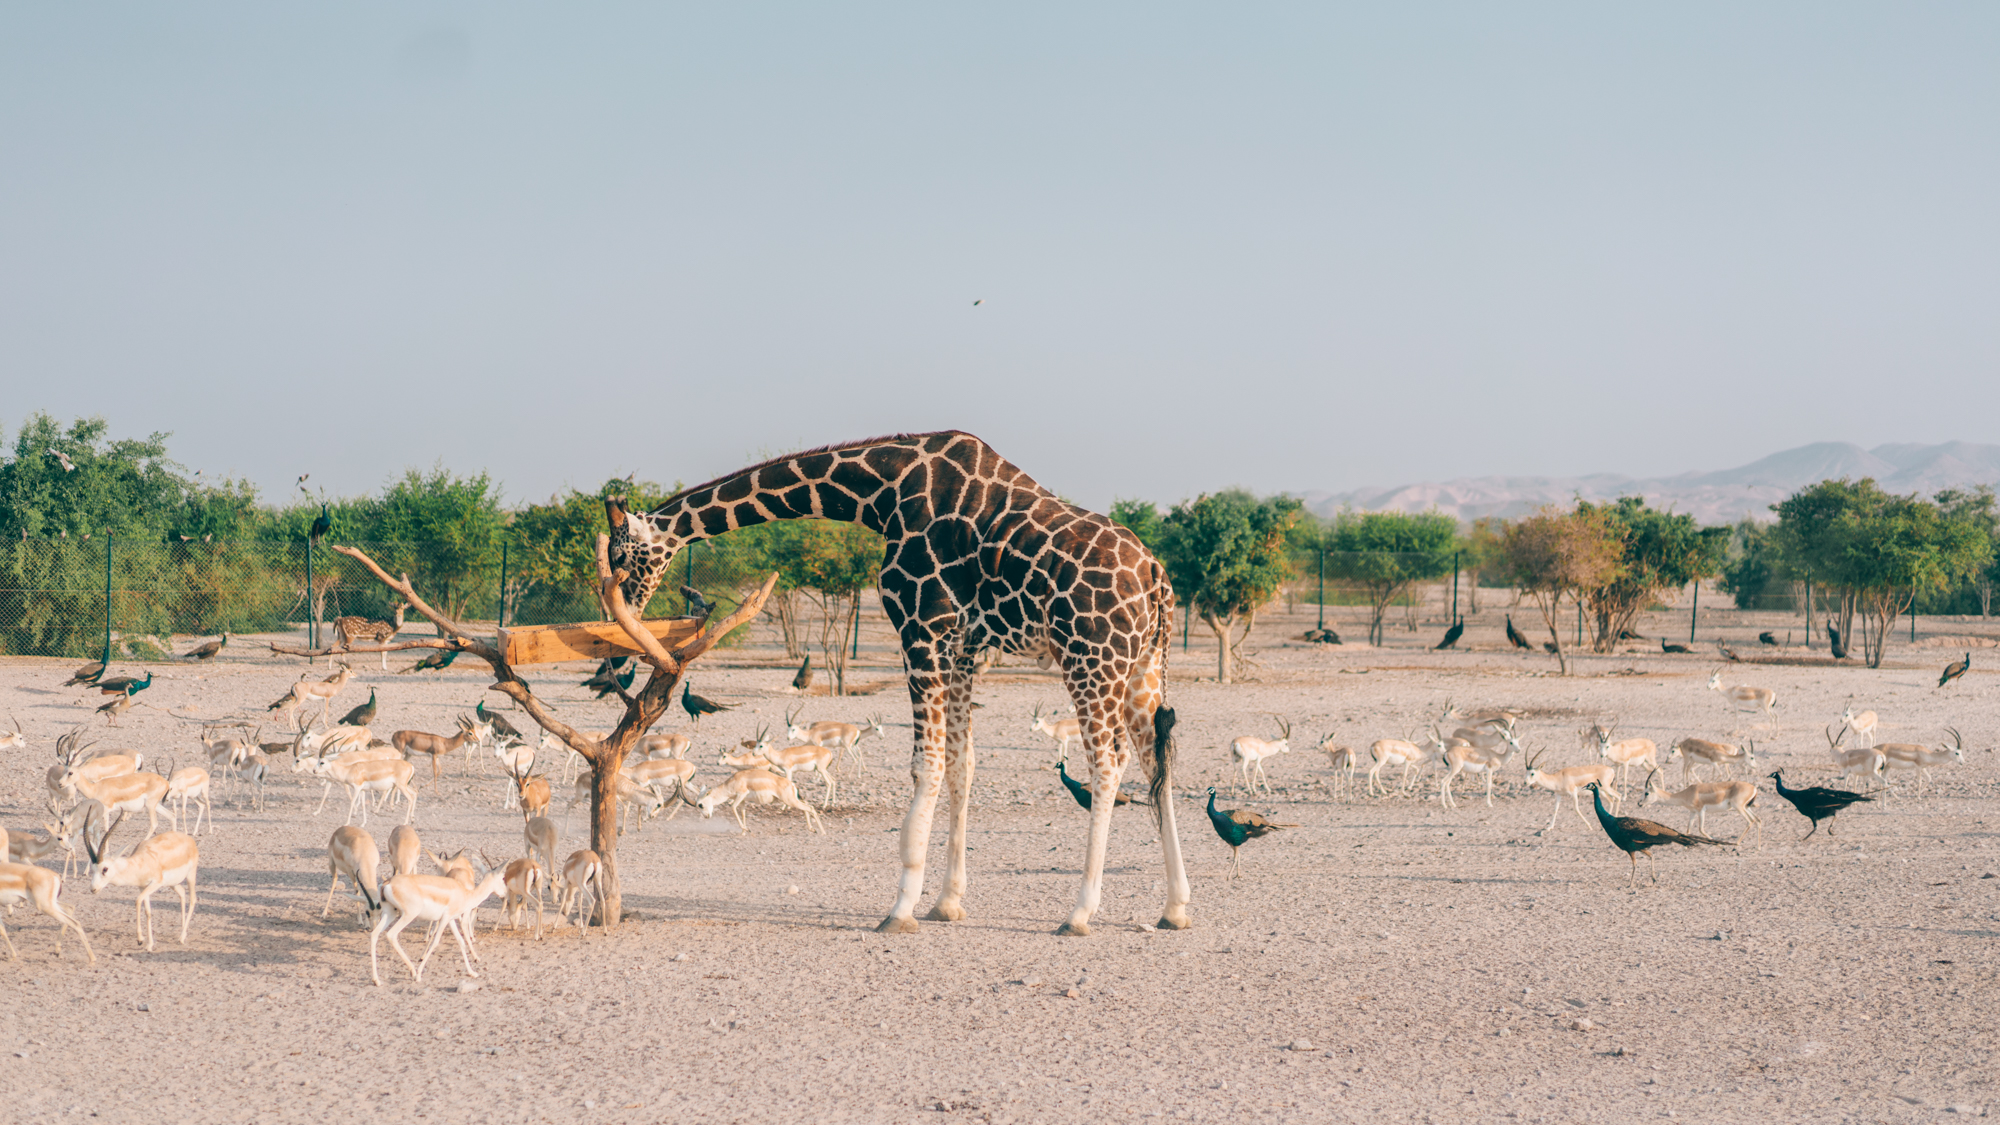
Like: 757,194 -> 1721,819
497,617 -> 705,666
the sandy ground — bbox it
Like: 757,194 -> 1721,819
1,601 -> 1997,1124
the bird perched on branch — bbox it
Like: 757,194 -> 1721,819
95,671 -> 151,697
402,648 -> 458,673
61,662 -> 105,687
1204,787 -> 1295,877
1585,781 -> 1729,888
791,653 -> 814,692
336,688 -> 378,728
680,585 -> 714,618
582,657 -> 635,699
476,701 -> 523,743
1660,638 -> 1693,655
682,684 -> 732,725
1939,652 -> 1970,689
1758,631 -> 1779,646
1827,623 -> 1848,659
1433,620 -> 1464,651
1056,757 -> 1130,811
1767,769 -> 1872,840
1505,616 -> 1532,651
183,634 -> 227,661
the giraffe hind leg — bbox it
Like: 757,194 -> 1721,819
928,660 -> 975,922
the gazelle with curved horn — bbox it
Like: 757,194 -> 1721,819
1028,702 -> 1083,766
1523,748 -> 1621,832
0,712 -> 25,751
85,808 -> 200,951
1589,720 -> 1660,788
1228,718 -> 1292,795
1875,727 -> 1967,797
62,757 -> 169,838
1823,724 -> 1886,790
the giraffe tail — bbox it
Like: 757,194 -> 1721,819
1149,705 -> 1176,820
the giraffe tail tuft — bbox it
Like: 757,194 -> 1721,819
1149,705 -> 1176,820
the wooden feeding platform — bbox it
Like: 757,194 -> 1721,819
498,617 -> 704,666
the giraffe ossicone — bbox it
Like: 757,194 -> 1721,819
607,431 -> 1193,934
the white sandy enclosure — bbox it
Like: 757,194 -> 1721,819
0,609 -> 1996,1124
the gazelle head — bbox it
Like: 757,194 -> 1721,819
1523,748 -> 1548,786
741,724 -> 772,754
1642,767 -> 1665,802
1941,727 -> 1966,763
1823,723 -> 1848,752
0,712 -> 25,751
784,705 -> 807,741
83,805 -> 127,890
861,714 -> 885,739
1271,717 -> 1292,749
1707,669 -> 1724,692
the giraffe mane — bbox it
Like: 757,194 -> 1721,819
644,430 -> 980,515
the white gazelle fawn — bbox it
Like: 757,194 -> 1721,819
85,810 -> 200,951
1707,670 -> 1777,718
1228,718 -> 1292,795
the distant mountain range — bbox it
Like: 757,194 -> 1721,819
1298,442 -> 2000,525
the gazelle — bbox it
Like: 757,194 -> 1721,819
1523,751 -> 1621,832
392,717 -> 479,794
310,752 -> 417,828
1029,703 -> 1083,765
369,867 -> 508,986
637,731 -> 692,760
6,820 -> 62,866
230,748 -> 272,810
1366,737 -> 1431,796
1590,722 -> 1660,787
500,856 -> 544,938
784,708 -> 886,772
1707,670 -> 1777,719
555,849 -> 604,932
63,763 -> 169,838
0,712 -> 25,751
1433,726 -> 1517,809
294,663 -> 356,726
626,757 -> 696,816
505,756 -> 552,820
1317,733 -> 1359,796
494,740 -> 539,808
1823,725 -> 1886,790
85,813 -> 200,951
1876,727 -> 1967,797
1441,703 -> 1524,757
1643,769 -> 1761,844
563,770 -> 652,833
698,768 -> 824,833
0,859 -> 94,963
725,740 -> 840,808
200,726 -> 256,786
1229,718 -> 1292,795
1670,737 -> 1756,784
163,760 -> 213,836
323,825 -> 381,922
523,817 -> 558,885
1839,698 -> 1879,748
386,824 -> 422,877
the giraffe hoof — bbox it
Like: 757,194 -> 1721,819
875,915 -> 920,935
1054,921 -> 1091,937
1156,910 -> 1192,931
925,901 -> 965,922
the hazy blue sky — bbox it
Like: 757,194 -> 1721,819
3,5 -> 1996,512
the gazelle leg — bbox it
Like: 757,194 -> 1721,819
0,916 -> 16,960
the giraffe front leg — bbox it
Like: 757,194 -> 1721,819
879,676 -> 949,934
1059,717 -> 1124,937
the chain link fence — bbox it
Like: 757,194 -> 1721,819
0,536 -> 759,660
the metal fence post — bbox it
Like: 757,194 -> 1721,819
1689,583 -> 1699,644
305,534 -> 315,658
102,534 -> 113,666
498,538 -> 509,630
1316,548 -> 1326,632
1451,550 -> 1460,621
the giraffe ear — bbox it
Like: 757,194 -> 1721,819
604,497 -> 628,527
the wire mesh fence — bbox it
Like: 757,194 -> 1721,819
0,536 -> 761,660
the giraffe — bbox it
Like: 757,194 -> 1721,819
607,431 -> 1192,935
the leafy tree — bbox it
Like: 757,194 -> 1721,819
1460,517 -> 1505,613
373,465 -> 506,620
1718,518 -> 1791,610
1108,499 -> 1164,552
754,520 -> 882,694
510,479 -> 676,622
1840,493 -> 1992,666
1771,478 -> 1887,650
1323,510 -> 1458,645
1156,490 -> 1301,684
1576,498 -> 1726,652
0,413 -> 250,541
1935,486 -> 1999,617
1498,504 -> 1622,675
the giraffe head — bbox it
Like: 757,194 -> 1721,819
604,497 -> 678,612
